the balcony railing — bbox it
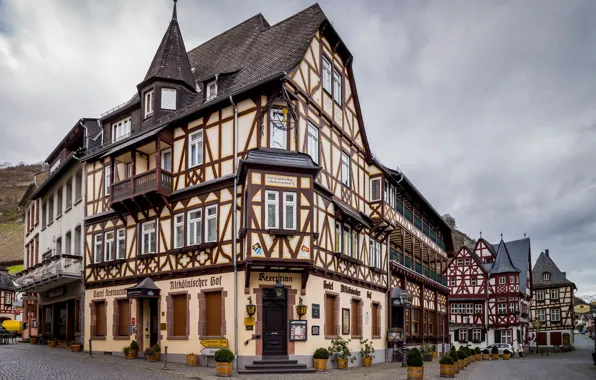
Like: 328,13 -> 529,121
16,255 -> 82,292
112,169 -> 173,203
390,248 -> 447,287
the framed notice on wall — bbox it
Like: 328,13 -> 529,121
342,308 -> 350,335
289,320 -> 308,342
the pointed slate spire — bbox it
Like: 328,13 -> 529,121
139,0 -> 196,91
490,240 -> 520,274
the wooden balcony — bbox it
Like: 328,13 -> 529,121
111,169 -> 173,204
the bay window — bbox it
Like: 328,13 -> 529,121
283,193 -> 296,230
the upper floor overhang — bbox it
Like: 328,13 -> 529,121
15,254 -> 82,293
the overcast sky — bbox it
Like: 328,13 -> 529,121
1,0 -> 595,296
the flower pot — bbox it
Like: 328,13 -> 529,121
126,350 -> 137,359
423,353 -> 433,362
476,354 -> 481,361
70,344 -> 82,352
336,358 -> 348,369
186,354 -> 199,367
432,351 -> 438,358
30,337 -> 38,345
48,341 -> 57,348
440,363 -> 455,378
502,354 -> 510,360
482,354 -> 490,360
362,356 -> 373,367
491,354 -> 499,360
216,362 -> 233,377
454,362 -> 459,374
147,352 -> 160,362
407,366 -> 424,380
314,358 -> 328,371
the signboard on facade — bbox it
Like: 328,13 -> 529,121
22,296 -> 37,301
312,325 -> 320,336
265,174 -> 297,188
201,348 -> 218,356
200,339 -> 228,348
47,286 -> 66,299
289,320 -> 307,342
312,304 -> 320,319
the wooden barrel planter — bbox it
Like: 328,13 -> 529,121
440,363 -> 455,378
362,356 -> 373,367
336,358 -> 348,369
215,362 -> 232,377
314,358 -> 328,371
48,341 -> 57,348
30,337 -> 39,345
491,354 -> 499,360
476,354 -> 481,361
407,366 -> 423,380
502,353 -> 511,360
186,354 -> 199,366
125,350 -> 137,359
482,353 -> 490,360
147,353 -> 160,362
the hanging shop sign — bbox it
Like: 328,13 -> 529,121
201,339 -> 228,348
289,320 -> 307,342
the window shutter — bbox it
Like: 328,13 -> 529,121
494,329 -> 502,344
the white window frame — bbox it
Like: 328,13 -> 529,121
141,221 -> 157,255
173,214 -> 184,249
341,151 -> 350,187
333,68 -> 342,105
543,272 -> 550,281
536,309 -> 546,322
161,88 -> 176,110
187,209 -> 202,246
370,177 -> 381,202
550,308 -> 560,322
322,56 -> 332,94
536,290 -> 544,301
464,258 -> 470,266
283,192 -> 296,230
501,329 -> 512,344
370,239 -> 382,269
188,130 -> 204,168
161,148 -> 173,172
450,278 -> 455,286
206,80 -> 217,101
144,90 -> 154,118
342,224 -> 351,255
499,277 -> 506,285
475,304 -> 482,314
94,234 -> 103,264
104,166 -> 111,196
351,229 -> 358,259
466,303 -> 473,314
104,231 -> 114,261
457,258 -> 463,266
451,303 -> 457,315
510,275 -> 515,283
498,303 -> 507,315
111,117 -> 131,143
307,122 -> 320,164
471,277 -> 477,286
472,329 -> 481,342
335,221 -> 342,253
550,288 -> 559,300
458,329 -> 468,342
265,191 -> 279,229
269,108 -> 287,150
205,205 -> 218,243
116,228 -> 126,260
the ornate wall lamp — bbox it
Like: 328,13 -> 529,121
246,296 -> 256,317
296,297 -> 308,320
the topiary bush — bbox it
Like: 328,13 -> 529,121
482,348 -> 490,354
475,347 -> 481,354
214,348 -> 235,362
491,346 -> 498,355
503,349 -> 511,355
448,351 -> 458,362
406,347 -> 424,367
457,350 -> 467,360
439,355 -> 454,364
314,347 -> 330,359
130,340 -> 139,351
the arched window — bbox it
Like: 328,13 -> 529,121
543,272 -> 551,281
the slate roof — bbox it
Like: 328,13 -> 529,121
241,148 -> 319,170
0,266 -> 16,291
142,1 -> 195,90
489,240 -> 520,275
532,251 -> 575,289
128,277 -> 160,291
492,238 -> 531,292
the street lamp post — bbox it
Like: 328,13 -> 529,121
533,317 -> 542,355
440,306 -> 447,358
399,293 -> 412,367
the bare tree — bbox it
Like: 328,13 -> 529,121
442,214 -> 457,229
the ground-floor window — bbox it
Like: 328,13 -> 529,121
371,302 -> 380,337
472,328 -> 482,342
115,299 -> 130,337
325,294 -> 337,336
199,291 -> 224,337
170,294 -> 188,337
501,329 -> 512,344
92,301 -> 107,337
351,298 -> 361,338
458,329 -> 468,342
411,309 -> 419,335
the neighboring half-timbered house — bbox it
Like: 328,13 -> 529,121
530,249 -> 576,350
0,266 -> 16,324
76,2 -> 454,370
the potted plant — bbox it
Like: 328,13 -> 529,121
313,347 -> 330,371
457,350 -> 467,368
359,339 -> 375,367
145,344 -> 161,362
129,340 -> 139,358
439,355 -> 455,378
474,347 -> 481,361
69,340 -> 82,352
502,349 -> 511,360
328,338 -> 355,369
482,348 -> 490,360
449,352 -> 459,374
491,346 -> 499,360
123,345 -> 136,359
214,348 -> 234,377
30,335 -> 39,345
48,337 -> 58,348
431,344 -> 438,358
406,347 -> 424,380
186,352 -> 199,367
420,343 -> 433,362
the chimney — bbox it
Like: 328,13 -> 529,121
545,249 -> 549,257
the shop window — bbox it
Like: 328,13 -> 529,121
351,299 -> 361,338
325,294 -> 337,336
204,291 -> 223,337
411,309 -> 419,334
171,294 -> 188,337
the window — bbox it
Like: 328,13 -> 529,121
351,299 -> 361,337
74,226 -> 81,255
322,56 -> 332,94
94,234 -> 103,263
510,275 -> 515,283
457,258 -> 463,266
335,221 -> 342,253
451,303 -> 458,315
144,90 -> 154,117
187,210 -> 202,245
343,224 -> 351,256
116,229 -> 126,259
206,80 -> 217,101
325,294 -> 336,336
42,200 -> 47,228
104,166 -> 111,196
56,187 -> 63,217
161,149 -> 172,172
370,178 -> 381,202
464,258 -> 470,266
458,329 -> 468,342
269,108 -> 287,149
172,294 -> 187,337
471,277 -> 477,286
104,231 -> 114,261
475,304 -> 482,314
341,151 -> 350,187
188,130 -> 204,168
371,303 -> 380,337
205,205 -> 218,242
117,299 -> 130,337
370,239 -> 382,269
307,122 -> 320,164
498,303 -> 506,315
501,329 -> 512,344
93,301 -> 107,337
550,308 -> 560,322
536,309 -> 545,322
450,278 -> 455,286
499,277 -> 506,285
75,169 -> 83,202
550,288 -> 559,300
351,229 -> 358,259
472,329 -> 482,342
283,193 -> 296,230
111,117 -> 131,142
173,214 -> 184,249
161,88 -> 176,110
543,272 -> 550,281
205,292 -> 222,336
536,290 -> 544,301
509,302 -> 515,313
466,303 -> 473,315
265,191 -> 279,229
65,231 -> 71,255
66,178 -> 72,209
141,221 -> 156,254
411,309 -> 419,334
55,237 -> 62,256
333,68 -> 342,104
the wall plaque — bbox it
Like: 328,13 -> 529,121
265,174 -> 297,188
312,325 -> 320,336
312,304 -> 320,319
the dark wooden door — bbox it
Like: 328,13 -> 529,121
262,288 -> 287,356
149,299 -> 159,347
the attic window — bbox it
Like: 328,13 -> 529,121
543,272 -> 551,281
161,88 -> 176,110
206,80 -> 217,101
144,90 -> 154,118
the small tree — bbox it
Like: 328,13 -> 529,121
439,355 -> 454,364
407,347 -> 424,367
491,346 -> 499,355
474,347 -> 481,354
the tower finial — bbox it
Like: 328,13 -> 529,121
524,232 -> 527,238
172,0 -> 178,21
500,233 -> 503,240
479,230 -> 482,238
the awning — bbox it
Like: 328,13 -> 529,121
127,277 -> 160,299
332,197 -> 373,229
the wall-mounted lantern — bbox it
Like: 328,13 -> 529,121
296,297 -> 308,320
246,296 -> 256,317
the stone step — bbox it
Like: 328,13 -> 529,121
245,363 -> 307,370
251,359 -> 299,365
238,367 -> 316,374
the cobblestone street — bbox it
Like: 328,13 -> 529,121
1,336 -> 595,380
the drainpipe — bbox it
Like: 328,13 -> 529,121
229,95 -> 239,370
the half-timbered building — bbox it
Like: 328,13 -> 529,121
0,266 -> 16,324
530,249 -> 576,350
447,236 -> 533,350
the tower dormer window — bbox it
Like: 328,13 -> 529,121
161,88 -> 176,110
144,90 -> 154,118
543,272 -> 551,281
206,80 -> 217,101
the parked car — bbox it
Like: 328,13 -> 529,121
484,343 -> 516,356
